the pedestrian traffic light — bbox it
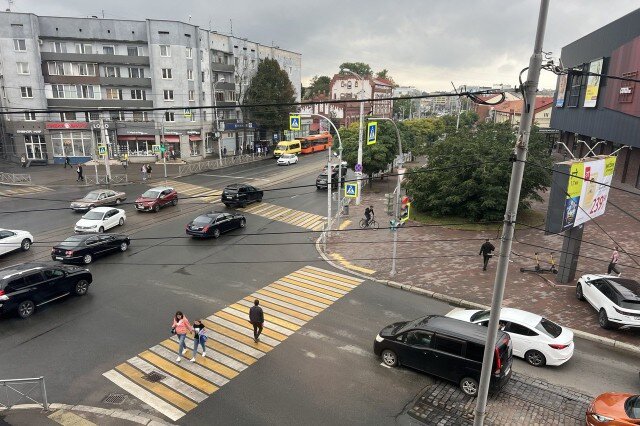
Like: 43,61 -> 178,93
389,218 -> 398,231
385,193 -> 393,216
400,196 -> 411,223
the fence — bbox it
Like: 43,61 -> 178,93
0,171 -> 32,184
84,174 -> 128,185
178,153 -> 269,176
0,377 -> 49,410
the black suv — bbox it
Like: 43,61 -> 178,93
221,184 -> 263,208
316,168 -> 346,190
0,263 -> 93,318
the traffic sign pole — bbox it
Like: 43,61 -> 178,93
98,118 -> 111,183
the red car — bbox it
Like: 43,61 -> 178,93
586,393 -> 640,425
135,187 -> 178,212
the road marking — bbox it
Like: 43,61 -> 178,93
329,253 -> 376,274
0,185 -> 51,199
48,409 -> 97,426
200,174 -> 271,181
339,220 -> 352,230
239,201 -> 326,230
157,180 -> 221,203
103,267 -> 364,421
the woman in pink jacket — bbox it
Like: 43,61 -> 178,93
172,311 -> 193,362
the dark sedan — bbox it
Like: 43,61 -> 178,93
186,212 -> 246,238
51,234 -> 130,264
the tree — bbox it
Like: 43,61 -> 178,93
244,58 -> 296,132
403,122 -> 552,221
304,75 -> 331,99
376,69 -> 390,80
338,62 -> 372,77
341,121 -> 399,178
393,97 -> 413,119
402,117 -> 446,155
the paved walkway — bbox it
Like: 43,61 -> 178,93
326,177 -> 640,345
0,403 -> 169,425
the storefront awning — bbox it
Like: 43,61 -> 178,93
188,135 -> 202,141
162,135 -> 180,143
117,135 -> 155,141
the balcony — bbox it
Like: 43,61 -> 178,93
44,75 -> 100,85
46,99 -> 154,109
210,62 -> 235,73
100,77 -> 152,87
41,52 -> 150,66
215,82 -> 236,91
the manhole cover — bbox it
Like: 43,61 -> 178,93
144,371 -> 166,383
103,393 -> 127,405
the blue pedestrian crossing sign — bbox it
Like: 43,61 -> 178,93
367,121 -> 377,145
289,115 -> 301,131
344,182 -> 358,198
97,144 -> 107,156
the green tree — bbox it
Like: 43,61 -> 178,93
244,58 -> 296,131
338,62 -> 372,77
393,96 -> 413,119
403,122 -> 552,221
341,121 -> 399,178
304,75 -> 331,99
402,117 -> 446,155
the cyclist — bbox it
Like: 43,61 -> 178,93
364,205 -> 374,227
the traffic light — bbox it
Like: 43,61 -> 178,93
389,218 -> 398,231
400,196 -> 411,223
385,193 -> 393,216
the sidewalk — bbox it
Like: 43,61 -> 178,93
0,403 -> 169,425
325,176 -> 640,346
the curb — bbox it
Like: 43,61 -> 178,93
315,234 -> 640,357
0,403 -> 171,425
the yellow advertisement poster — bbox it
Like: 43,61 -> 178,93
583,58 -> 603,108
562,162 -> 583,230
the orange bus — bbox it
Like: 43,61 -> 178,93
300,132 -> 333,154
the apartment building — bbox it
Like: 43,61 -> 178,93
326,74 -> 393,128
0,12 -> 301,164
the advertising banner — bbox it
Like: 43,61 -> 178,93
583,58 -> 603,108
573,156 -> 616,226
555,75 -> 567,107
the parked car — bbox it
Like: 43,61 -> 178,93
70,189 -> 127,212
316,168 -> 345,189
221,184 -> 263,208
445,307 -> 574,367
135,187 -> 178,212
373,315 -> 513,396
577,274 -> 640,329
74,207 -> 126,233
0,228 -> 33,255
52,234 -> 130,265
277,153 -> 299,166
186,212 -> 246,238
0,262 -> 92,318
586,393 -> 640,425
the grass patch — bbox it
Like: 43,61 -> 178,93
410,209 -> 545,231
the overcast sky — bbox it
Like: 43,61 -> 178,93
13,1 -> 640,91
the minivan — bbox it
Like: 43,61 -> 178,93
273,140 -> 302,157
373,315 -> 513,396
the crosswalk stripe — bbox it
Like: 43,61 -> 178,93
169,335 -> 249,372
160,340 -> 240,380
115,363 -> 198,412
103,370 -> 185,422
255,289 -> 324,312
207,315 -> 282,347
238,298 -> 311,323
245,203 -> 273,215
223,306 -> 296,335
201,319 -> 273,352
272,281 -> 337,303
263,206 -> 290,219
241,203 -> 263,213
282,275 -> 348,296
290,271 -> 355,292
283,210 -> 310,225
303,266 -> 363,285
203,330 -> 265,359
298,269 -> 360,288
299,217 -> 325,229
139,350 -> 219,394
148,345 -> 229,388
217,309 -> 291,339
289,213 -> 319,227
263,285 -> 330,308
277,278 -> 343,299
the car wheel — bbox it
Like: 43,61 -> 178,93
599,309 -> 613,329
223,203 -> 231,208
212,228 -> 221,239
20,238 -> 31,251
576,283 -> 585,301
172,198 -> 178,206
74,279 -> 90,296
118,217 -> 124,226
239,219 -> 246,228
98,226 -> 104,233
154,204 -> 160,213
460,377 -> 479,397
120,242 -> 128,252
525,350 -> 546,367
83,254 -> 93,264
115,198 -> 122,205
17,300 -> 35,319
381,349 -> 398,367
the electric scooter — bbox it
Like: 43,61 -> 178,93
520,252 -> 558,274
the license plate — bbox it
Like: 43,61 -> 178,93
55,256 -> 63,260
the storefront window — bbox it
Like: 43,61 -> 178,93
51,131 -> 92,157
24,135 -> 47,160
205,134 -> 214,154
189,140 -> 200,156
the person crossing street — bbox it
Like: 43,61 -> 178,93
249,299 -> 264,342
479,239 -> 495,271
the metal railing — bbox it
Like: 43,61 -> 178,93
0,377 -> 49,410
0,171 -> 32,184
84,174 -> 128,185
178,153 -> 269,176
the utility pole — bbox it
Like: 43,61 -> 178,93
473,1 -> 549,425
98,117 -> 111,182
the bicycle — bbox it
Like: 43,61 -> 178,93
359,217 -> 379,229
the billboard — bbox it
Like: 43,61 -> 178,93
545,156 -> 617,234
583,58 -> 603,108
555,74 -> 567,107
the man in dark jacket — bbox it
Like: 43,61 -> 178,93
249,299 -> 264,342
479,239 -> 495,271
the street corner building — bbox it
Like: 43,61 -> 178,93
0,11 -> 301,166
550,8 -> 640,189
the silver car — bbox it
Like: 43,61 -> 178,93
70,190 -> 127,212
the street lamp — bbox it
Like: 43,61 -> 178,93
213,77 -> 226,160
343,68 -> 365,205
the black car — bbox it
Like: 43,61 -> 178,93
186,212 -> 246,238
221,184 -> 263,207
316,169 -> 345,190
51,234 -> 130,265
373,315 -> 513,396
0,262 -> 92,318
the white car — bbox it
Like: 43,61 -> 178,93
0,228 -> 33,255
446,307 -> 574,367
577,274 -> 640,329
74,207 -> 126,233
277,154 -> 298,166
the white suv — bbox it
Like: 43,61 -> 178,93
576,274 -> 640,329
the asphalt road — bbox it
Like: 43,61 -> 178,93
1,154 -> 638,425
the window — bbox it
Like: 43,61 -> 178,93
405,331 -> 433,348
74,43 -> 92,54
567,67 -> 585,108
51,41 -> 66,53
110,111 -> 125,121
7,278 -> 26,290
59,112 -> 77,121
75,63 -> 97,76
161,68 -> 172,79
51,84 -> 65,98
130,89 -> 146,100
434,335 -> 464,356
24,112 -> 36,121
158,30 -> 169,35
163,90 -> 174,101
160,45 -> 170,57
189,112 -> 196,122
20,86 -> 33,98
23,273 -> 43,286
44,269 -> 65,279
17,62 -> 30,75
466,343 -> 484,362
102,45 -> 115,55
51,131 -> 92,157
13,39 -> 26,51
165,111 -> 175,122
187,69 -> 193,80
202,110 -> 207,121
599,283 -> 618,303
186,47 -> 192,58
201,71 -> 205,82
105,66 -> 120,77
188,90 -> 195,101
215,92 -> 224,102
85,112 -> 100,121
106,88 -> 121,100
127,46 -> 140,56
132,111 -> 149,122
128,67 -> 144,78
504,322 -> 538,336
202,91 -> 205,101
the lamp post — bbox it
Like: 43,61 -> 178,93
368,117 -> 403,275
343,68 -> 365,205
161,110 -> 167,182
212,77 -> 226,160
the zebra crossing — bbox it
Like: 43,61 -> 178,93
159,180 -> 221,204
103,266 -> 363,421
240,202 -> 326,230
0,184 -> 51,199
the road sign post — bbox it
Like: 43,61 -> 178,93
344,183 -> 358,199
367,121 -> 377,145
289,115 -> 301,131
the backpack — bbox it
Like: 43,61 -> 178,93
147,165 -> 152,172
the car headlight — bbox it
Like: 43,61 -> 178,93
375,334 -> 384,343
590,413 -> 614,422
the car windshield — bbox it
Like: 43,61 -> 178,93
470,310 -> 491,322
59,236 -> 85,247
625,395 -> 640,419
82,211 -> 104,220
276,144 -> 288,150
534,318 -> 562,338
141,190 -> 160,198
83,192 -> 100,200
282,154 -> 293,159
193,216 -> 212,225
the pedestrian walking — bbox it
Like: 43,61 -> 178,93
146,163 -> 152,179
607,246 -> 622,276
223,146 -> 227,157
249,299 -> 264,342
171,311 -> 193,362
64,156 -> 71,168
20,155 -> 26,168
76,164 -> 84,182
141,164 -> 147,181
122,153 -> 128,170
479,239 -> 495,271
190,320 -> 207,362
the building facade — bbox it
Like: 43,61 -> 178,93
327,74 -> 393,127
0,12 -> 301,164
550,8 -> 640,188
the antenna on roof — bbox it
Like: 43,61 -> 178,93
230,19 -> 233,36
6,0 -> 15,12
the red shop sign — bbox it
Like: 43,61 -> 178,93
45,122 -> 89,130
